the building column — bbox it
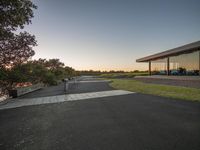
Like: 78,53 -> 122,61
149,61 -> 151,75
167,57 -> 170,76
199,51 -> 200,76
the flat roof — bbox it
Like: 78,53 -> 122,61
136,41 -> 200,62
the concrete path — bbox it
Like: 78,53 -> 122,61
0,76 -> 131,110
0,90 -> 134,110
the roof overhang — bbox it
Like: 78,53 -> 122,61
136,41 -> 200,62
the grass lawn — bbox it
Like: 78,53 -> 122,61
110,79 -> 200,102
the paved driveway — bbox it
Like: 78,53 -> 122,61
18,77 -> 113,99
0,76 -> 200,150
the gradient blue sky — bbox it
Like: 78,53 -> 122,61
25,0 -> 200,71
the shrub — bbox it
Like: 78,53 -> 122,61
43,72 -> 57,85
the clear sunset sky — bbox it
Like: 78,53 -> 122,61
26,0 -> 200,71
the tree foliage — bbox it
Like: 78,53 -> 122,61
0,59 -> 76,92
0,0 -> 37,38
0,32 -> 37,68
0,0 -> 37,68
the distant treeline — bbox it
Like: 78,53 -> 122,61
76,70 -> 148,75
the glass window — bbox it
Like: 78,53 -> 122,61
151,58 -> 167,75
169,51 -> 199,76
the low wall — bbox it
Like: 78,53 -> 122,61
9,83 -> 44,98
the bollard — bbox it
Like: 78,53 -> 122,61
63,79 -> 69,93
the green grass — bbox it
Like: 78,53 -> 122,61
100,72 -> 148,78
110,79 -> 200,102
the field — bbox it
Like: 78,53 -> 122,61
110,79 -> 200,102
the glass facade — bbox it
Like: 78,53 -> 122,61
169,51 -> 199,75
150,50 -> 200,76
151,58 -> 167,75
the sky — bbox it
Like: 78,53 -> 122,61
25,0 -> 200,71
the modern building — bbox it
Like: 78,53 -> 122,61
136,41 -> 200,76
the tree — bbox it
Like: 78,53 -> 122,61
45,59 -> 65,70
0,0 -> 37,68
0,0 -> 37,95
0,0 -> 37,38
0,32 -> 37,68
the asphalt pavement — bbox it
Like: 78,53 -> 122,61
19,77 -> 113,99
0,76 -> 200,150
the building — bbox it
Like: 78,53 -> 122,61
136,41 -> 200,76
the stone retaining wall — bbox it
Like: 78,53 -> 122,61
9,83 -> 44,98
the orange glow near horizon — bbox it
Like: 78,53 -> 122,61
33,51 -> 148,72
69,63 -> 148,72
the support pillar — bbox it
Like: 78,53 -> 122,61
167,57 -> 170,76
199,51 -> 200,76
149,61 -> 151,76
